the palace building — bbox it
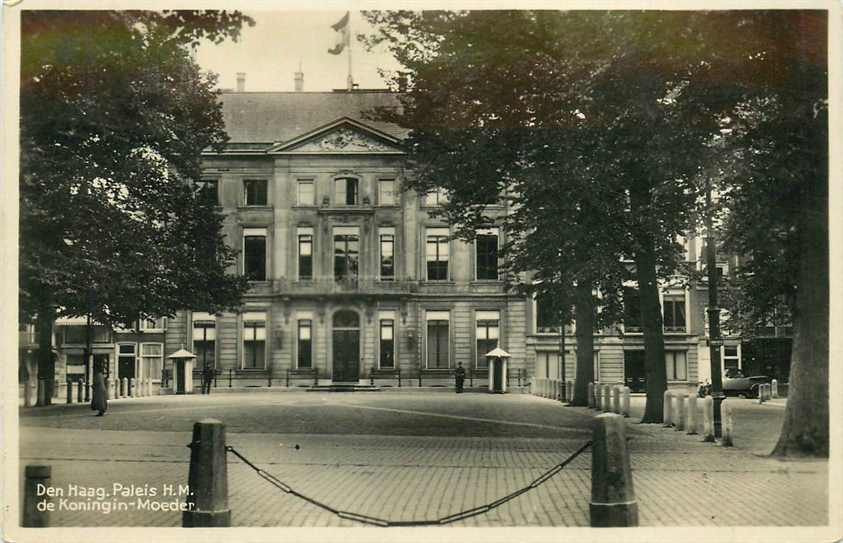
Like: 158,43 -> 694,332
41,82 -> 784,396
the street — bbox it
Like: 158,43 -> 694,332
19,390 -> 827,527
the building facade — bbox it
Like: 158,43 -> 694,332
159,90 -> 527,387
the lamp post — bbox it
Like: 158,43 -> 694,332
705,177 -> 724,438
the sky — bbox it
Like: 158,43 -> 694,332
196,11 -> 402,92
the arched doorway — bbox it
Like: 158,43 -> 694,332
332,310 -> 360,382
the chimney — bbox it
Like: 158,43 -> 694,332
236,72 -> 246,92
294,61 -> 304,92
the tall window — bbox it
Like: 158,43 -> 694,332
193,313 -> 216,369
536,293 -> 561,334
426,227 -> 449,281
297,320 -> 312,369
380,227 -> 395,280
298,227 -> 313,280
475,311 -> 500,368
379,318 -> 395,368
475,228 -> 499,280
623,287 -> 641,332
141,343 -> 163,380
662,294 -> 686,332
426,311 -> 450,369
665,350 -> 687,381
297,179 -> 315,206
423,187 -> 448,207
378,179 -> 396,206
242,313 -> 266,369
333,227 -> 359,280
196,179 -> 219,205
244,228 -> 267,281
244,179 -> 268,206
335,177 -> 359,205
723,345 -> 740,371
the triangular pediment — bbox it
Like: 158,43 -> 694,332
268,117 -> 403,155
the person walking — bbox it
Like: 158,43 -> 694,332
202,363 -> 213,394
455,362 -> 466,393
91,365 -> 108,416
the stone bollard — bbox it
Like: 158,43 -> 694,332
621,387 -> 631,417
765,384 -> 772,401
567,380 -> 574,402
686,394 -> 698,435
721,401 -> 734,447
133,378 -> 139,398
663,390 -> 673,427
24,379 -> 34,408
590,413 -> 638,527
771,379 -> 778,398
77,381 -> 84,403
147,377 -> 153,396
702,395 -> 715,442
588,382 -> 595,409
601,385 -> 611,412
757,385 -> 765,404
612,386 -> 621,414
140,378 -> 147,397
66,381 -> 73,404
23,465 -> 51,527
675,393 -> 686,431
183,419 -> 231,527
122,378 -> 128,398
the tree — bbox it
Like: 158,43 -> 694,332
714,12 -> 828,456
363,11 -> 736,421
362,10 -> 635,407
20,10 -> 253,404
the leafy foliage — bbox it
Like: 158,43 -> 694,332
20,10 -> 253,330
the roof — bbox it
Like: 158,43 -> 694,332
220,91 -> 407,147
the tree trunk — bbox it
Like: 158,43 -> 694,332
635,239 -> 667,423
572,281 -> 595,406
35,304 -> 56,406
771,165 -> 828,457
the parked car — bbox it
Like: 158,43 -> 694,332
698,369 -> 771,398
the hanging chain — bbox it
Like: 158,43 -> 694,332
225,440 -> 591,527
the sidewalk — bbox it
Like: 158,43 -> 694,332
18,391 -> 827,527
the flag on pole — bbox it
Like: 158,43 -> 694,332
328,12 -> 350,55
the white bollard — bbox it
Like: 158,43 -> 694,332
686,394 -> 698,435
601,385 -> 611,412
757,384 -> 765,404
121,378 -> 128,398
721,401 -> 734,447
588,382 -> 596,408
567,380 -> 574,402
24,379 -> 34,408
771,379 -> 778,398
675,393 -> 686,431
702,395 -> 715,442
622,386 -> 631,417
663,390 -> 673,427
612,386 -> 621,414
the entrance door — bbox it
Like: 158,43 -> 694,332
118,344 -> 136,380
332,310 -> 360,382
624,350 -> 646,392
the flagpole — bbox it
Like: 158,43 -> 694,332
346,13 -> 353,91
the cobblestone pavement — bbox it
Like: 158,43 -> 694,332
18,391 -> 828,527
